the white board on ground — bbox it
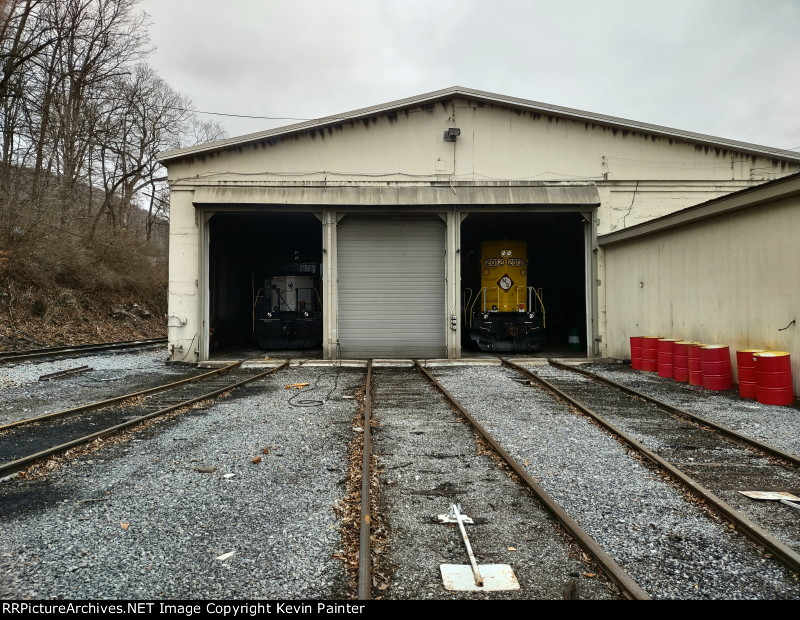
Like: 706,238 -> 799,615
440,564 -> 520,592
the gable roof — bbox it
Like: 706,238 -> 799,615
158,86 -> 800,164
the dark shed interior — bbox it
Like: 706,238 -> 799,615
208,212 -> 322,354
460,211 -> 587,353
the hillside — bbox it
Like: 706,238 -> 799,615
0,231 -> 167,351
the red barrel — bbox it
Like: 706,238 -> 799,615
754,351 -> 794,405
673,341 -> 695,383
700,345 -> 732,391
736,349 -> 764,386
630,336 -> 643,370
657,338 -> 681,379
640,336 -> 662,372
688,343 -> 706,386
702,360 -> 731,375
739,382 -> 757,399
700,345 -> 731,363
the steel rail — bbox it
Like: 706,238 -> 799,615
413,360 -> 651,601
0,338 -> 167,363
38,366 -> 92,381
0,361 -> 289,479
504,359 -> 800,574
547,359 -> 800,468
357,360 -> 373,601
0,362 -> 245,432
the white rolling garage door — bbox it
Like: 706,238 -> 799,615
337,216 -> 446,358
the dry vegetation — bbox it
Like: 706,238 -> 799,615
0,284 -> 166,350
0,197 -> 168,349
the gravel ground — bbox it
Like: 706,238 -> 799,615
0,365 -> 362,599
372,367 -> 618,600
430,365 -> 800,600
584,362 -> 800,460
532,364 -> 800,557
0,349 -> 204,426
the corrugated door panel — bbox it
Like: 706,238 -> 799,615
337,216 -> 446,358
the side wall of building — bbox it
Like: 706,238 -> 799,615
603,194 -> 800,387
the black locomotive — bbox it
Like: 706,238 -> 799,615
253,254 -> 322,350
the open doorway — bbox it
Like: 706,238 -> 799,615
460,211 -> 587,356
208,212 -> 322,358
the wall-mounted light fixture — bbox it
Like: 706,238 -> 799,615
443,127 -> 461,142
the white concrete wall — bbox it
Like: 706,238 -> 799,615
603,194 -> 800,387
167,189 -> 200,362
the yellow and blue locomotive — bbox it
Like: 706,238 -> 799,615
464,241 -> 545,352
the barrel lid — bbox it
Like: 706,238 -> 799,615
753,350 -> 791,357
658,338 -> 681,342
737,348 -> 766,353
701,344 -> 729,349
675,341 -> 698,345
641,336 -> 663,339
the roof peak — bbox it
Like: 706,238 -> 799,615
159,86 -> 800,164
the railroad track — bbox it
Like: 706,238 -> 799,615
0,338 -> 167,364
357,361 -> 373,600
504,359 -> 800,573
0,360 -> 288,478
356,360 -> 648,600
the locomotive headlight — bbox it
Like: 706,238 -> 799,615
482,313 -> 489,320
528,313 -> 535,319
267,312 -> 273,318
303,311 -> 309,317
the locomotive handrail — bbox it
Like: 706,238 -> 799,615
530,286 -> 546,328
312,287 -> 323,312
252,288 -> 266,331
468,285 -> 545,327
261,286 -> 321,313
468,286 -> 485,319
468,286 -> 503,316
463,288 -> 474,327
290,286 -> 322,313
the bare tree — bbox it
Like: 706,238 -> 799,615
0,0 -> 227,303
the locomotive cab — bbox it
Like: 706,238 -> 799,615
465,241 -> 545,352
253,257 -> 322,350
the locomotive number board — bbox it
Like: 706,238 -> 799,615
484,258 -> 525,267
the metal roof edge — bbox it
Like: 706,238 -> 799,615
189,182 -> 602,207
157,86 -> 800,164
598,172 -> 800,246
158,86 -> 466,162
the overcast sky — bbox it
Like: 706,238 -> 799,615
139,0 -> 800,151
